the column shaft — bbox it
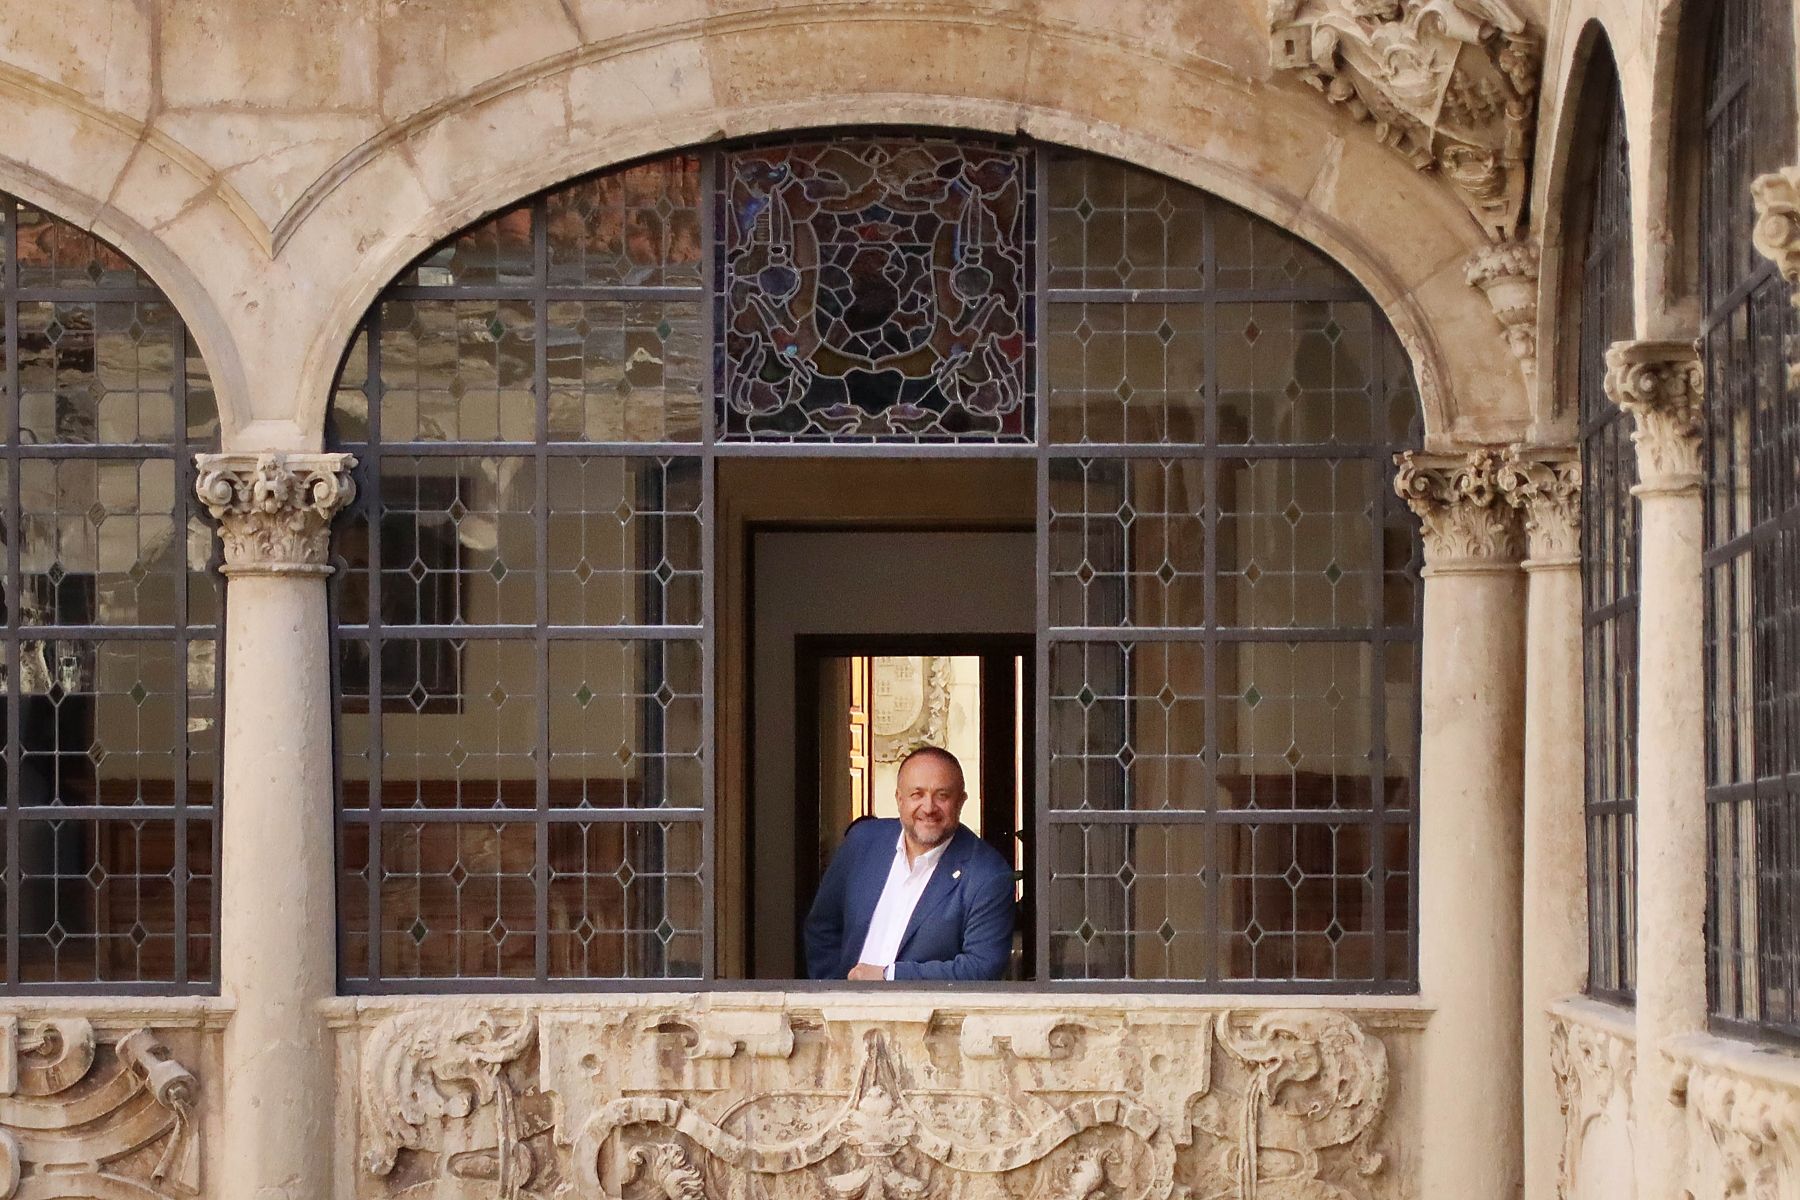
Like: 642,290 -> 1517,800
1502,451 -> 1586,1200
197,452 -> 358,1200
1397,452 -> 1528,1200
1605,341 -> 1708,1200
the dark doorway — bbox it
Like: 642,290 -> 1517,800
793,634 -> 1034,980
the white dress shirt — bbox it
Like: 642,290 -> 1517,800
857,833 -> 950,979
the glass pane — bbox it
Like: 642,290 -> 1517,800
379,640 -> 538,810
19,458 -> 182,626
1216,642 -> 1375,810
545,156 -> 704,287
1047,822 -> 1210,980
1217,820 -> 1381,982
1048,303 -> 1206,444
547,300 -> 703,442
16,640 -> 189,806
396,203 -> 534,289
1049,640 -> 1208,813
545,457 -> 703,625
1212,203 -> 1346,292
368,821 -> 539,979
548,639 -> 704,809
1046,150 -> 1206,290
376,457 -> 537,627
546,819 -> 704,978
1049,457 -> 1208,628
1215,301 -> 1377,446
16,301 -> 180,445
14,205 -> 155,289
1218,457 -> 1378,629
718,138 -> 1031,441
378,299 -> 536,443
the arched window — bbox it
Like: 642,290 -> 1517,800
0,194 -> 220,991
328,136 -> 1422,991
1701,0 -> 1800,1037
1572,45 -> 1638,1003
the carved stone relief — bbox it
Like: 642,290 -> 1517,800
1751,165 -> 1800,387
1393,449 -> 1526,568
192,451 -> 360,576
1547,1011 -> 1635,1200
350,1004 -> 1407,1200
0,1015 -> 203,1198
1497,447 -> 1579,566
1465,239 -> 1539,390
1677,1049 -> 1800,1200
1600,340 -> 1705,492
1269,0 -> 1541,239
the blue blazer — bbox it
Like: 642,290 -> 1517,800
804,818 -> 1016,981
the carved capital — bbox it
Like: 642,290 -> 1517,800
1466,238 -> 1539,388
1497,446 -> 1580,566
193,452 -> 359,577
1270,0 -> 1541,238
1393,449 -> 1525,570
1602,340 -> 1704,492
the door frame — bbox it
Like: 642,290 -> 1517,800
789,632 -> 1035,978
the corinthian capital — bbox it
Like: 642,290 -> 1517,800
1497,446 -> 1580,566
1602,340 -> 1704,492
1393,449 -> 1525,571
193,452 -> 359,576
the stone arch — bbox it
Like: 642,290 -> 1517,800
1534,16 -> 1635,440
0,66 -> 266,440
279,15 -> 1523,447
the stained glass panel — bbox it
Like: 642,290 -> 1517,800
718,139 -> 1032,440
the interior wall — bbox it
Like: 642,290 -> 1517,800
749,530 -> 1033,979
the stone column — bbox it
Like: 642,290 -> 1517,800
194,452 -> 358,1200
1499,448 -> 1586,1200
1395,450 -> 1528,1200
1603,341 -> 1706,1200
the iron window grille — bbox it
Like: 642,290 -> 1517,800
328,135 -> 1423,993
0,193 -> 222,994
1700,0 -> 1800,1040
1576,56 -> 1640,1004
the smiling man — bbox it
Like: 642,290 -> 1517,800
804,746 -> 1016,981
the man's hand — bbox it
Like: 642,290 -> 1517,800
847,963 -> 886,981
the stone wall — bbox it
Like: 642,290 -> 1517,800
327,995 -> 1425,1200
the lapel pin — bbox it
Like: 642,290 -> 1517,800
952,870 -> 962,880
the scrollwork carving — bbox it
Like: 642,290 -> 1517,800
361,1009 -> 552,1198
1751,165 -> 1800,388
1466,238 -> 1539,386
193,451 -> 359,576
1548,1012 -> 1635,1200
0,1017 -> 203,1198
1681,1056 -> 1800,1200
1393,449 -> 1526,568
1601,340 -> 1705,491
1269,0 -> 1540,238
1497,447 -> 1580,565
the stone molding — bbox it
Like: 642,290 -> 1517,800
193,452 -> 359,577
1601,340 -> 1705,494
0,1015 -> 202,1198
1548,1003 -> 1636,1200
1269,0 -> 1540,239
1466,238 -> 1539,388
350,1003 -> 1405,1200
1752,165 -> 1800,387
1497,446 -> 1580,567
1393,449 -> 1526,570
1669,1035 -> 1800,1200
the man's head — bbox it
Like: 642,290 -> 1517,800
895,746 -> 967,854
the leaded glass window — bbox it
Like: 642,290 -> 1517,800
0,194 -> 221,992
1701,0 -> 1800,1038
1575,52 -> 1639,1003
330,136 -> 1421,991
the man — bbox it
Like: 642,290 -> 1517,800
804,746 -> 1016,981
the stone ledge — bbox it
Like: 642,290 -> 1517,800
0,994 -> 234,1033
1548,994 -> 1638,1043
1668,1030 -> 1800,1093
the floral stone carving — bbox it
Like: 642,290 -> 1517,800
193,451 -> 359,576
0,1015 -> 203,1198
1497,446 -> 1580,565
1393,449 -> 1526,567
1601,340 -> 1705,490
1751,165 -> 1800,387
1679,1053 -> 1800,1200
355,1004 -> 1402,1200
1548,1011 -> 1636,1200
1269,0 -> 1541,239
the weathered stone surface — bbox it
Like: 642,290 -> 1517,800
334,998 -> 1422,1200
